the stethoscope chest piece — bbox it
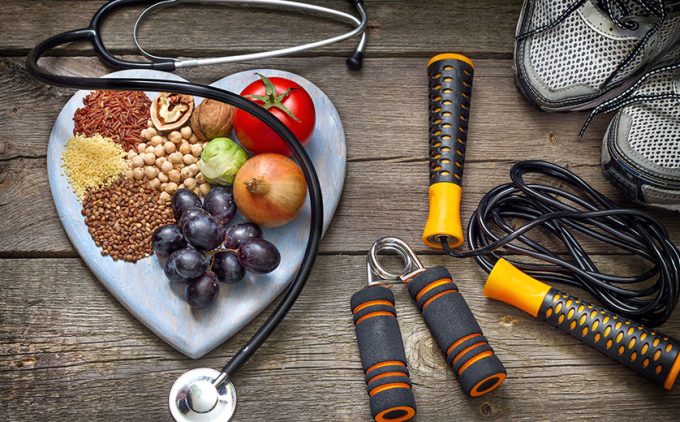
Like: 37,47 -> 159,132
169,368 -> 237,422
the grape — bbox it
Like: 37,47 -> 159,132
183,214 -> 224,251
179,206 -> 210,229
164,248 -> 209,282
151,224 -> 186,256
224,223 -> 263,249
204,187 -> 237,224
212,251 -> 245,284
186,271 -> 219,309
238,239 -> 280,273
172,189 -> 202,220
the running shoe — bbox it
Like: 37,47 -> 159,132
514,0 -> 680,111
583,45 -> 680,210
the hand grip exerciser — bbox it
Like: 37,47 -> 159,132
423,53 -> 474,249
485,259 -> 680,389
351,238 -> 506,421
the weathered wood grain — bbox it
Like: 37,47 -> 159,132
1,256 -> 679,421
2,1 -> 522,57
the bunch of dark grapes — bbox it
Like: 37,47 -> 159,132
151,188 -> 281,309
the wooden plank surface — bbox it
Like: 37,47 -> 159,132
2,1 -> 680,421
2,256 -> 680,421
2,1 -> 522,57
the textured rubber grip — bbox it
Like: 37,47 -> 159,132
539,288 -> 680,389
408,267 -> 506,397
427,55 -> 474,186
423,54 -> 474,250
351,286 -> 417,421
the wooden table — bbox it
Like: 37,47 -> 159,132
2,1 -> 680,420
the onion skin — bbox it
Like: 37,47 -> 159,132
234,153 -> 307,227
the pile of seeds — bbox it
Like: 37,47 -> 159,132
62,134 -> 127,200
73,90 -> 151,152
126,120 -> 211,201
82,178 -> 175,262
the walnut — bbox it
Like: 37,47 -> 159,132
150,93 -> 194,132
190,99 -> 235,142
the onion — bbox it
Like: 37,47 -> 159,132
233,153 -> 307,227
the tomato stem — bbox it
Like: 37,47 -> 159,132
245,73 -> 301,122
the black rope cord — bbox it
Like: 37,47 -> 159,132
441,161 -> 680,327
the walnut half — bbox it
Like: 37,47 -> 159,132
150,93 -> 194,132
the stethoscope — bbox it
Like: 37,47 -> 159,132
26,0 -> 368,420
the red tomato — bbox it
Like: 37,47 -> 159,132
234,74 -> 316,156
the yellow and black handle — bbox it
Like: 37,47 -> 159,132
485,259 -> 680,389
407,267 -> 507,396
423,53 -> 474,249
351,285 -> 417,422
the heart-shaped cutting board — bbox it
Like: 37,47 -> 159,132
47,69 -> 345,359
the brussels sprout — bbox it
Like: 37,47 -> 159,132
197,137 -> 249,186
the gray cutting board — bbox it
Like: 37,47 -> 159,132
47,69 -> 345,358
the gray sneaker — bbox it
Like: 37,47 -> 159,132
514,0 -> 680,111
584,45 -> 680,210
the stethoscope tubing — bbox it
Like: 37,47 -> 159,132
26,1 -> 324,382
133,0 -> 368,68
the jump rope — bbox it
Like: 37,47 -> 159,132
351,54 -> 680,422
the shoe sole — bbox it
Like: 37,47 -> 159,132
602,118 -> 680,211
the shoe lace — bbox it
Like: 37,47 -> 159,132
517,0 -> 669,90
579,57 -> 680,137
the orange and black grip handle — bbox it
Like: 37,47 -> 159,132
407,267 -> 507,396
485,259 -> 680,389
351,286 -> 417,422
423,53 -> 474,250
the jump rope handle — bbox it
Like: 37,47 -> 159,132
351,286 -> 417,422
407,267 -> 507,396
423,54 -> 474,250
485,259 -> 680,389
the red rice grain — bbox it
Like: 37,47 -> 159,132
73,90 -> 151,152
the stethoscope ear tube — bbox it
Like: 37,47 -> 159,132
26,16 -> 324,415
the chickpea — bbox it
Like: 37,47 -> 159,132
159,191 -> 172,202
158,172 -> 169,183
192,187 -> 201,196
183,177 -> 197,190
147,119 -> 154,128
133,167 -> 145,180
147,127 -> 158,138
196,172 -> 205,184
137,143 -> 147,153
164,141 -> 177,154
149,178 -> 161,190
179,142 -> 191,155
131,155 -> 145,168
199,183 -> 211,196
143,153 -> 156,166
169,152 -> 183,164
125,169 -> 134,179
161,160 -> 174,174
154,145 -> 166,157
191,144 -> 203,157
180,126 -> 192,139
180,166 -> 193,180
144,166 -> 158,179
145,145 -> 155,154
165,182 -> 179,194
183,155 -> 196,165
150,135 -> 163,147
189,134 -> 199,144
160,182 -> 168,191
168,169 -> 181,183
127,150 -> 136,161
169,131 -> 183,144
155,156 -> 166,168
188,163 -> 199,176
